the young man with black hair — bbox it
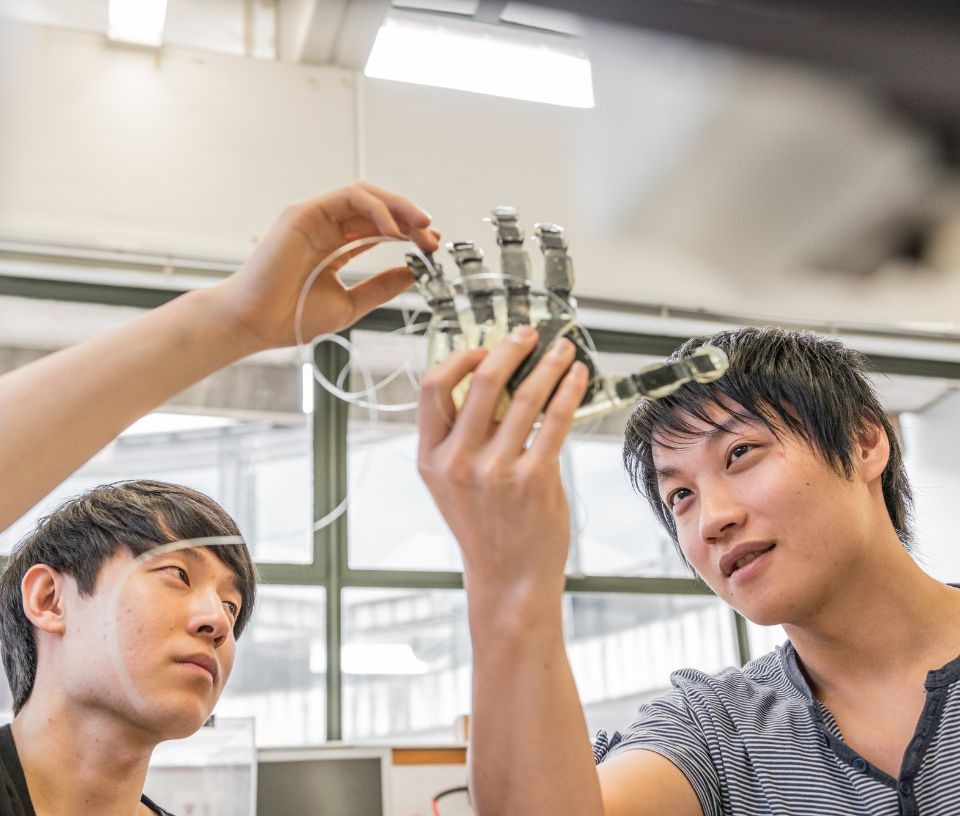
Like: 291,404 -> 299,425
0,480 -> 257,815
417,325 -> 960,815
0,182 -> 439,816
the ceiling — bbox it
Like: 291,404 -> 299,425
2,1 -> 960,332
529,0 -> 960,134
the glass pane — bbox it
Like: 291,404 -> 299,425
901,389 -> 960,583
215,585 -> 327,747
348,425 -> 464,571
562,349 -> 687,579
0,664 -> 12,724
144,717 -> 256,816
565,433 -> 690,577
745,620 -> 789,659
342,332 -> 690,574
566,593 -> 738,737
342,588 -> 471,743
2,414 -> 312,562
343,328 -> 463,571
0,297 -> 312,563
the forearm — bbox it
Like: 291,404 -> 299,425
0,184 -> 437,532
467,591 -> 604,816
0,284 -> 256,530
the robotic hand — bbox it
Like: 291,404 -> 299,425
406,207 -> 728,422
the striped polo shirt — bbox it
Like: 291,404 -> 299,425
594,642 -> 960,815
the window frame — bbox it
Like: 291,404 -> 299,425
5,273 -> 960,740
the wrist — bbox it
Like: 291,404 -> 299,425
193,280 -> 269,359
465,572 -> 566,647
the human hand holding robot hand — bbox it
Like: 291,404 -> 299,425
417,328 -> 589,598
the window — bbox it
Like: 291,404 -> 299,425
565,433 -> 689,577
5,281 -> 960,746
342,588 -> 470,742
567,592 -> 737,736
216,585 -> 327,747
0,296 -> 312,562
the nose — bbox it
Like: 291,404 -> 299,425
189,590 -> 232,648
698,481 -> 745,543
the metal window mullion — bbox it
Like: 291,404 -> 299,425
339,567 -> 707,596
564,574 -> 710,595
341,568 -> 465,591
561,445 -> 585,575
0,275 -> 182,309
733,611 -> 751,666
313,337 -> 349,742
255,562 -> 326,584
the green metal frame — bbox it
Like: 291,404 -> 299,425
5,275 -> 960,738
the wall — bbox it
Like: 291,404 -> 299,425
0,17 -> 585,265
0,19 -> 356,258
7,17 -> 959,324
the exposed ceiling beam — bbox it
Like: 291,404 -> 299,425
473,0 -> 508,25
277,0 -> 325,63
289,0 -> 390,68
331,0 -> 390,69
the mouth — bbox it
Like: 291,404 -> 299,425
175,655 -> 218,684
721,543 -> 776,578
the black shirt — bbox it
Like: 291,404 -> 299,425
0,725 -> 175,816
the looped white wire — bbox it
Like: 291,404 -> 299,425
307,324 -> 430,413
293,235 -> 440,530
294,235 -> 440,413
291,230 -> 604,534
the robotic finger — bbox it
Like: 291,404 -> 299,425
408,209 -> 728,421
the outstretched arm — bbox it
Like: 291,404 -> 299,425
0,182 -> 438,531
417,329 -> 603,815
417,329 -> 703,816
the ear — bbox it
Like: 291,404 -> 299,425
21,565 -> 67,635
854,412 -> 890,483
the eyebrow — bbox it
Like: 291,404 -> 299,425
653,418 -> 744,482
179,546 -> 244,599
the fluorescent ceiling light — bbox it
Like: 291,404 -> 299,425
108,0 -> 168,47
364,13 -> 594,109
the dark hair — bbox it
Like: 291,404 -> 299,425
0,480 -> 257,714
623,327 -> 913,554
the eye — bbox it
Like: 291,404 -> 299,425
727,443 -> 752,465
665,487 -> 692,510
223,600 -> 240,619
162,565 -> 190,585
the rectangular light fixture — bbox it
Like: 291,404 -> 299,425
364,12 -> 594,109
302,363 -> 315,414
108,0 -> 169,47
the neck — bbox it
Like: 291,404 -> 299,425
785,539 -> 960,695
12,692 -> 155,816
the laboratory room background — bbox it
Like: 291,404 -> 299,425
1,1 -> 959,815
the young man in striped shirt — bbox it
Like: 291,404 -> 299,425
418,326 -> 960,815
